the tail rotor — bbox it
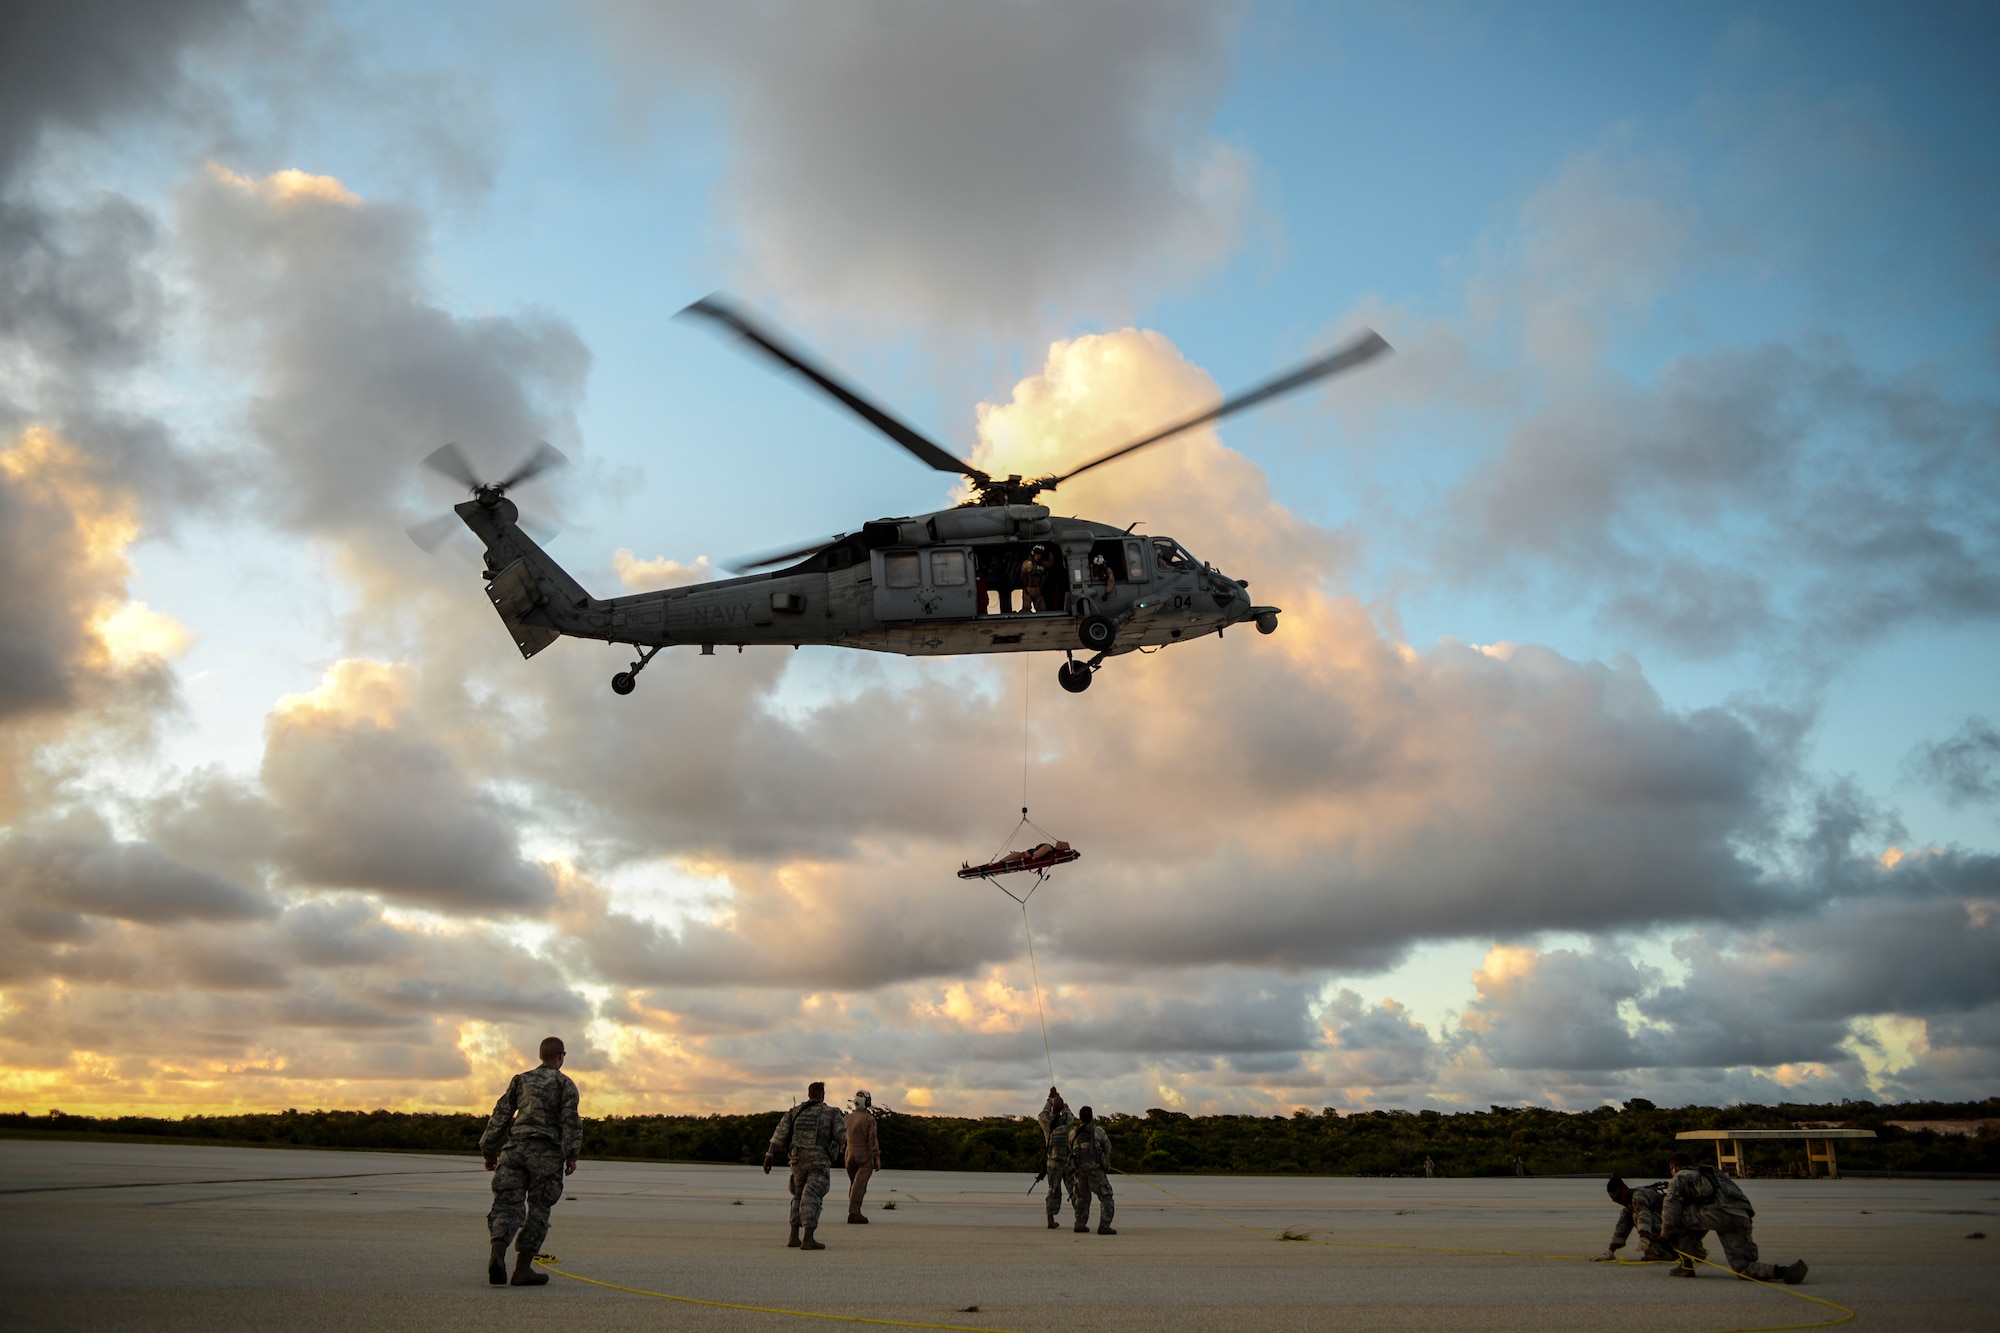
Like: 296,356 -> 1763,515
406,440 -> 569,550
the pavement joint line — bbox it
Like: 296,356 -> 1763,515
0,1168 -> 471,1196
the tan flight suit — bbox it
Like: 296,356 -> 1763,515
844,1107 -> 881,1219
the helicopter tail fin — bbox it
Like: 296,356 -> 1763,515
453,499 -> 598,659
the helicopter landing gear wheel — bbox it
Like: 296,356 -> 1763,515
1057,660 -> 1092,693
610,644 -> 661,696
1078,614 -> 1117,652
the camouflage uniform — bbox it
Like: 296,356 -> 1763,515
1036,1097 -> 1077,1223
768,1099 -> 848,1231
1662,1165 -> 1781,1280
1608,1182 -> 1680,1261
1066,1120 -> 1114,1230
481,1062 -> 582,1259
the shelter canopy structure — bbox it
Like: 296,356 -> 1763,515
1675,1128 -> 1877,1179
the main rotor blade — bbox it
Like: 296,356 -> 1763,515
496,440 -> 568,491
724,533 -> 844,574
1051,328 -> 1392,486
420,441 -> 483,490
406,513 -> 463,552
680,296 -> 986,481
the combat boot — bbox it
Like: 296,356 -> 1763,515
1073,1220 -> 1088,1233
1097,1223 -> 1117,1235
1781,1261 -> 1808,1285
1046,1217 -> 1060,1230
487,1238 -> 508,1285
1667,1263 -> 1697,1278
847,1207 -> 868,1224
801,1228 -> 825,1251
510,1253 -> 548,1286
787,1224 -> 801,1248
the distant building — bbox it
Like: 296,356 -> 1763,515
1884,1120 -> 2000,1137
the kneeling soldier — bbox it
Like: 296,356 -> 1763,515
481,1036 -> 581,1287
765,1081 -> 848,1250
1066,1106 -> 1115,1235
1661,1152 -> 1808,1284
1595,1174 -> 1701,1262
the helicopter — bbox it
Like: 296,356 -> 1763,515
412,298 -> 1389,696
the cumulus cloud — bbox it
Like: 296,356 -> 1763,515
612,549 -> 716,589
0,0 -> 246,184
1903,717 -> 2000,810
589,0 -> 1252,327
176,164 -> 590,543
259,660 -> 555,913
1,819 -> 271,928
1390,143 -> 2000,676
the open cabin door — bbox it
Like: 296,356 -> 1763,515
872,547 -> 978,621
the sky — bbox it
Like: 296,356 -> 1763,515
2,0 -> 1997,1119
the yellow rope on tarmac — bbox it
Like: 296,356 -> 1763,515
532,1255 -> 1033,1333
1109,1167 -> 1855,1333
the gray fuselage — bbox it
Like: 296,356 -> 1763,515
459,498 -> 1277,660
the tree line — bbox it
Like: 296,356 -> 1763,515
5,1097 -> 1994,1177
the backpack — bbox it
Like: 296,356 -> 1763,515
1704,1166 -> 1754,1214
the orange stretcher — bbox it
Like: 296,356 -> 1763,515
958,841 -> 1080,880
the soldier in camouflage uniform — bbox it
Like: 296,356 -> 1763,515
1036,1087 -> 1077,1230
481,1036 -> 582,1287
1593,1174 -> 1694,1262
1065,1105 -> 1116,1235
764,1081 -> 848,1250
1660,1152 -> 1808,1284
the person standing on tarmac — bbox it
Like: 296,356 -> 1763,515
1036,1087 -> 1076,1229
1660,1152 -> 1808,1284
765,1081 -> 848,1250
1066,1105 -> 1116,1235
844,1089 -> 882,1223
481,1036 -> 581,1287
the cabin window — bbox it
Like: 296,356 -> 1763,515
1123,539 -> 1149,581
1152,537 -> 1195,571
883,551 -> 922,588
929,549 -> 968,586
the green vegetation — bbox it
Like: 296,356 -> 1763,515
5,1098 -> 1994,1177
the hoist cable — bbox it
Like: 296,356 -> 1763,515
1021,896 -> 1055,1086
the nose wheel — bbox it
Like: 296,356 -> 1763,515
1057,650 -> 1103,694
611,644 -> 661,696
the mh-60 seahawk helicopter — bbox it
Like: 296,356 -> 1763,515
411,298 -> 1389,696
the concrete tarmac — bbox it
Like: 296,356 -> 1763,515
2,1139 -> 1995,1331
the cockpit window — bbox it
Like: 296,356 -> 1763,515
1152,537 -> 1195,572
